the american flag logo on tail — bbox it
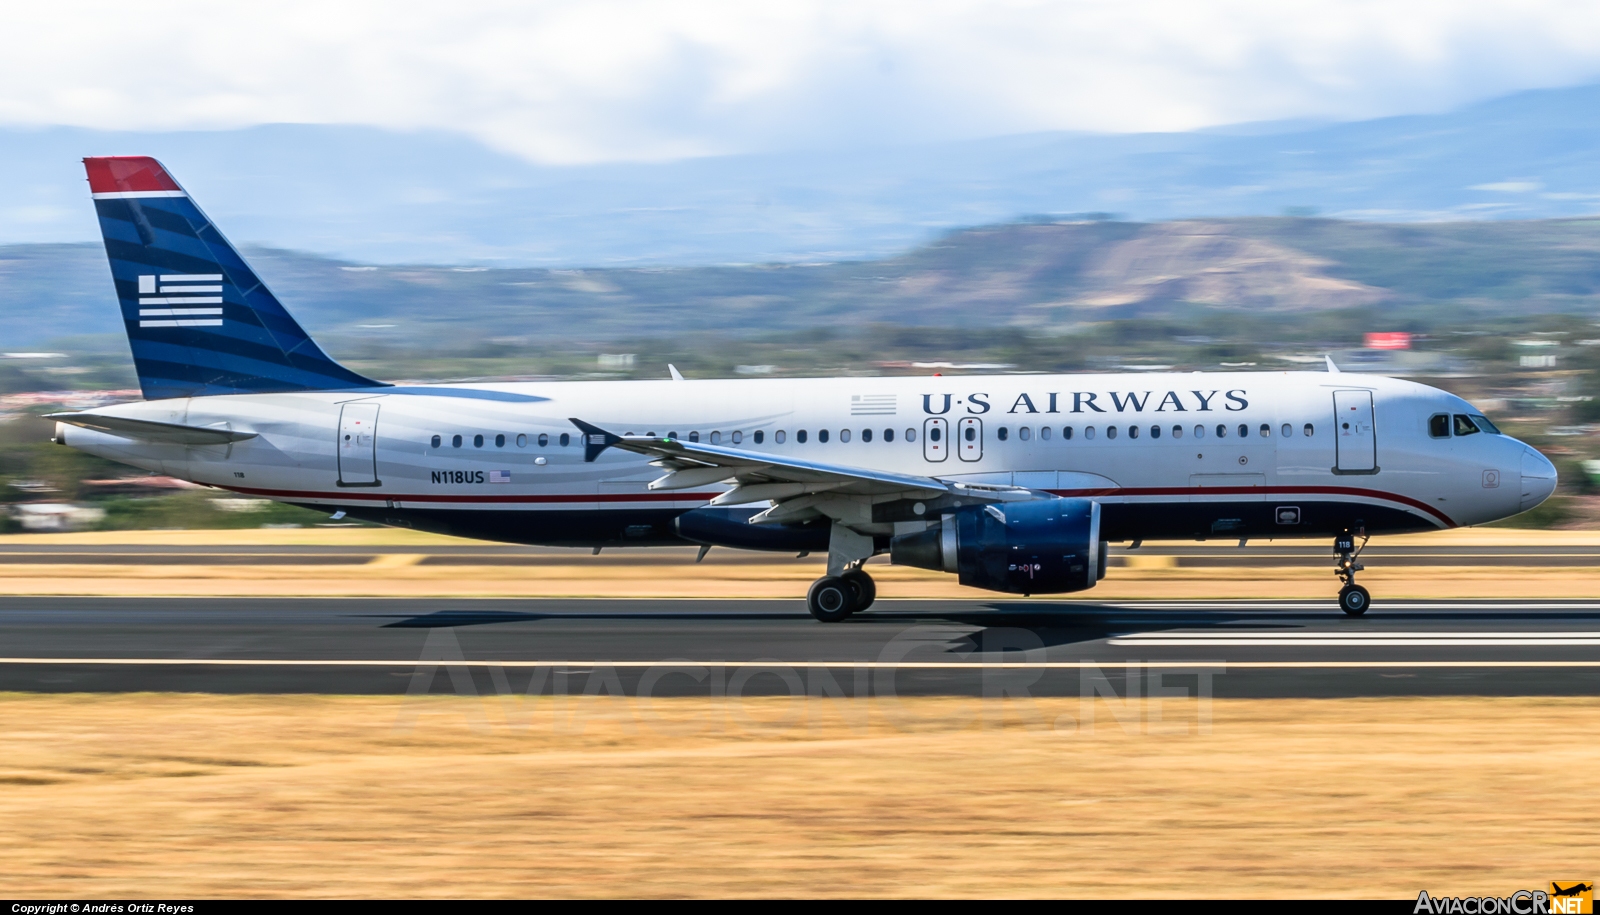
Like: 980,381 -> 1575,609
138,274 -> 224,328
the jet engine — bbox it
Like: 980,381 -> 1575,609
889,498 -> 1103,594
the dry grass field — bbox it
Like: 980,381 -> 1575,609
0,693 -> 1594,898
6,527 -> 1600,599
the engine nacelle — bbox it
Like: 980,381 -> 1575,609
889,498 -> 1103,594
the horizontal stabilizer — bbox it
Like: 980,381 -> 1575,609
48,412 -> 258,444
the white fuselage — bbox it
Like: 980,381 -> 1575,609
57,371 -> 1555,544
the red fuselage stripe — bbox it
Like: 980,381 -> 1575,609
225,483 -> 1456,526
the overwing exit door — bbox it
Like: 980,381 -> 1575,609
923,417 -> 948,462
1333,390 -> 1377,473
958,417 -> 983,461
338,402 -> 381,486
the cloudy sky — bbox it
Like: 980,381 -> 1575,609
7,0 -> 1600,163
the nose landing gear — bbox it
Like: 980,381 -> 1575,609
1335,528 -> 1370,616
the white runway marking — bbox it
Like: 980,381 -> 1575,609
1110,631 -> 1600,647
0,658 -> 1598,669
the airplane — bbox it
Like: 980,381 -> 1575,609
1551,883 -> 1593,897
48,156 -> 1559,621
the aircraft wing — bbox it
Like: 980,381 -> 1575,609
47,413 -> 258,445
571,418 -> 1032,522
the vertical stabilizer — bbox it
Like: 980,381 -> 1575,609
85,156 -> 384,400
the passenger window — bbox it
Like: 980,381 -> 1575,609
1085,426 -> 1096,440
559,433 -> 570,447
1019,426 -> 1031,441
1150,425 -> 1161,439
1238,424 -> 1249,438
1063,426 -> 1074,440
732,431 -> 743,444
1194,425 -> 1205,439
473,434 -> 484,448
839,429 -> 850,443
430,435 -> 441,448
689,431 -> 700,443
1172,425 -> 1183,439
516,433 -> 527,447
1280,423 -> 1291,437
753,430 -> 764,444
1216,424 -> 1227,438
1259,424 -> 1269,438
1429,414 -> 1450,438
452,434 -> 463,448
538,432 -> 549,448
495,433 -> 506,448
1107,426 -> 1118,440
775,430 -> 786,444
997,427 -> 1009,441
818,429 -> 829,443
710,431 -> 721,445
798,430 -> 808,443
1303,423 -> 1314,437
862,428 -> 873,443
1453,414 -> 1481,436
883,428 -> 894,442
1040,426 -> 1051,441
1128,425 -> 1139,439
905,428 -> 916,442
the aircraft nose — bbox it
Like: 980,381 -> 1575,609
1520,447 -> 1558,511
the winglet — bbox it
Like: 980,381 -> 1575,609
668,364 -> 685,382
1325,355 -> 1340,374
569,418 -> 621,462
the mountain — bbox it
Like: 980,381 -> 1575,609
8,217 -> 1600,349
4,83 -> 1600,267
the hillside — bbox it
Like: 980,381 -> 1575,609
7,217 -> 1600,352
5,82 -> 1600,266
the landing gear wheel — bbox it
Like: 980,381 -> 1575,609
1339,584 -> 1370,616
808,576 -> 854,622
841,569 -> 876,612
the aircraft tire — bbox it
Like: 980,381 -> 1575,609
808,576 -> 855,623
841,570 -> 876,611
1338,584 -> 1371,616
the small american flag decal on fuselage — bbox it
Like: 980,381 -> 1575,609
850,394 -> 896,415
137,274 -> 224,327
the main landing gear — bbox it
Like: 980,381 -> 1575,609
1334,528 -> 1371,616
807,566 -> 876,622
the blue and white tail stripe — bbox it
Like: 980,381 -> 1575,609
84,156 -> 384,401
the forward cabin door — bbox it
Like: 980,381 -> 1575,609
1333,390 -> 1377,473
923,417 -> 948,462
338,402 -> 381,485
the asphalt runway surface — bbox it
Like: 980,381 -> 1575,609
1,596 -> 1598,698
6,541 -> 1600,568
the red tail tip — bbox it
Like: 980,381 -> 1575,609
83,156 -> 181,194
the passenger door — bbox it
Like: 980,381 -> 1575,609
337,402 -> 381,486
1333,390 -> 1377,473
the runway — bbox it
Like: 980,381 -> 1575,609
2,596 -> 1598,697
7,541 -> 1600,567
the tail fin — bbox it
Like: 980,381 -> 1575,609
84,156 -> 384,400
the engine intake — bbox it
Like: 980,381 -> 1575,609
889,498 -> 1103,594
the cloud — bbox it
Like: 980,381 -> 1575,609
5,0 -> 1600,163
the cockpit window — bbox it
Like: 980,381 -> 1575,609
1428,414 -> 1450,438
1471,414 -> 1501,434
1453,414 -> 1481,436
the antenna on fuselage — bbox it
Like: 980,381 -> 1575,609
1325,355 -> 1340,373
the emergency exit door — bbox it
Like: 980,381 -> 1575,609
923,417 -> 948,462
338,402 -> 381,485
1333,390 -> 1376,473
958,417 -> 983,462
